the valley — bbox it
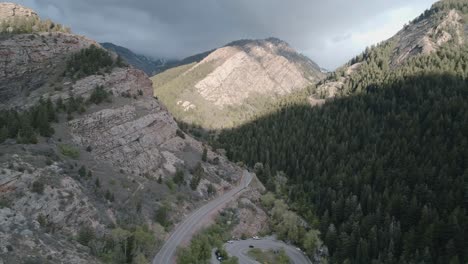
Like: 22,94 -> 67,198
1,0 -> 467,264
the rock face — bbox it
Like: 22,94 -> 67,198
0,2 -> 37,19
0,3 -> 249,263
152,37 -> 325,129
315,5 -> 466,100
0,32 -> 97,104
391,9 -> 464,66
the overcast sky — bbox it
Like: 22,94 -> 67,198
14,0 -> 436,70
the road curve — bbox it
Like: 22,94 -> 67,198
152,170 -> 253,264
221,237 -> 312,264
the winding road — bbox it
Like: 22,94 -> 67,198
217,237 -> 312,264
152,170 -> 253,264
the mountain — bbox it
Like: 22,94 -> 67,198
100,42 -> 169,76
315,0 -> 467,98
0,3 -> 263,263
151,37 -> 325,129
216,1 -> 468,263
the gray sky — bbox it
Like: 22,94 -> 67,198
14,0 -> 436,70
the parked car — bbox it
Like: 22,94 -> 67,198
249,245 -> 254,248
253,236 -> 260,240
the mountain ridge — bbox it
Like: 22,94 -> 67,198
151,37 -> 325,129
0,3 -> 262,263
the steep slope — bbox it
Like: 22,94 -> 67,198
0,3 -> 248,263
101,42 -> 169,76
315,0 -> 467,98
216,2 -> 468,263
151,38 -> 325,129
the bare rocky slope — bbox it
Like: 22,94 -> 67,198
0,3 -> 264,263
315,0 -> 468,99
151,38 -> 325,129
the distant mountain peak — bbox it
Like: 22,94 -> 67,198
152,37 -> 325,129
100,42 -> 167,76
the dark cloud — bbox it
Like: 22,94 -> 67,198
14,0 -> 435,69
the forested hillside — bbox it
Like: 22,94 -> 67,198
316,0 -> 467,98
217,43 -> 468,263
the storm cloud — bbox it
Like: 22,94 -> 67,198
14,0 -> 435,69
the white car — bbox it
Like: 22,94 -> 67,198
227,240 -> 234,244
253,236 -> 260,240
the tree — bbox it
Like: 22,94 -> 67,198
31,180 -> 44,194
303,229 -> 322,256
202,147 -> 208,162
173,169 -> 185,186
154,205 -> 170,228
260,192 -> 275,209
77,225 -> 95,246
78,165 -> 86,177
206,183 -> 216,196
190,163 -> 203,190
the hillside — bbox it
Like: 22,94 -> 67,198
315,0 -> 468,98
0,3 -> 257,263
216,2 -> 468,263
100,42 -> 170,76
151,37 -> 325,129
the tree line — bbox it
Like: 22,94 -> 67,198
217,43 -> 468,263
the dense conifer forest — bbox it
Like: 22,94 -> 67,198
217,43 -> 468,263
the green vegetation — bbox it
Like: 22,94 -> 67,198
173,168 -> 185,186
78,165 -> 87,177
206,183 -> 217,196
190,162 -> 204,190
260,192 -> 322,255
217,44 -> 468,263
77,225 -> 95,246
78,224 -> 156,264
64,45 -> 126,80
248,248 -> 290,264
154,204 -> 172,229
176,208 -> 239,264
0,16 -> 70,34
414,0 -> 468,23
89,85 -> 112,104
0,98 -> 56,144
59,144 -> 80,159
202,147 -> 208,162
31,180 -> 45,194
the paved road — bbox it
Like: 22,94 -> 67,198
218,237 -> 312,264
152,170 -> 253,264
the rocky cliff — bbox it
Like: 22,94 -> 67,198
151,37 -> 325,129
0,3 -> 248,263
315,1 -> 467,98
0,2 -> 37,19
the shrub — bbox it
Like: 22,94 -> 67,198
31,180 -> 45,194
78,165 -> 86,177
176,129 -> 185,139
59,144 -> 80,159
88,85 -> 111,105
77,225 -> 95,246
64,45 -> 123,80
173,169 -> 185,186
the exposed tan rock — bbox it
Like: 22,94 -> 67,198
152,38 -> 325,128
0,2 -> 38,20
